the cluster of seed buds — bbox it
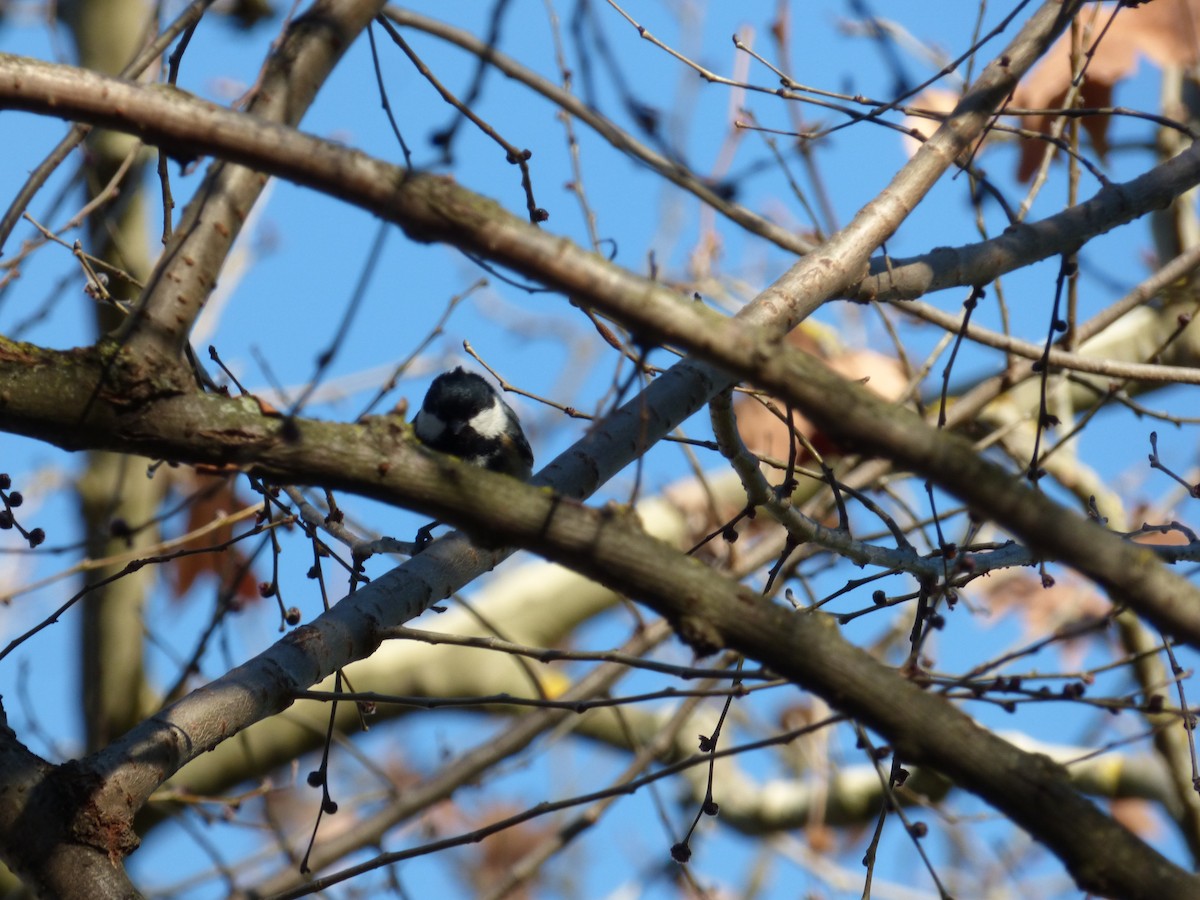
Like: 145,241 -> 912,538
0,474 -> 45,548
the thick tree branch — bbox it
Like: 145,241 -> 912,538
7,31 -> 1196,336
8,329 -> 1198,655
0,0 -> 1081,344
0,331 -> 1196,894
849,142 -> 1200,301
0,705 -> 139,897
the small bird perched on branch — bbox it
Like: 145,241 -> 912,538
414,367 -> 534,481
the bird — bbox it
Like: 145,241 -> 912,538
413,367 -> 534,480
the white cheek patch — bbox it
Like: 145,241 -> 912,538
414,410 -> 446,441
467,399 -> 509,438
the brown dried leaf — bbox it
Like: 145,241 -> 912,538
252,394 -> 283,417
975,572 -> 1111,669
806,822 -> 838,854
981,571 -> 1110,631
1110,797 -> 1163,841
901,88 -> 962,157
1131,526 -> 1191,546
736,328 -> 907,464
1012,0 -> 1200,180
461,804 -> 553,899
169,473 -> 260,607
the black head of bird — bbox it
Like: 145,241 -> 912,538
413,367 -> 534,480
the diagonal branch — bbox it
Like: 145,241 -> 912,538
848,142 -> 1200,301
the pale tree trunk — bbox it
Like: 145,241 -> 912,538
60,0 -> 160,754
